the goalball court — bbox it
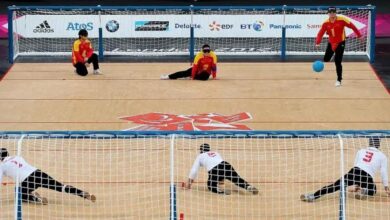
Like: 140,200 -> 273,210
1,4 -> 390,220
0,62 -> 389,220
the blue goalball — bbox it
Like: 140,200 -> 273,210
312,60 -> 324,73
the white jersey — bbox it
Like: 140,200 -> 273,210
188,151 -> 223,180
0,156 -> 37,183
354,147 -> 388,187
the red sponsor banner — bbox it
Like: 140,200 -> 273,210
0,15 -> 7,38
376,14 -> 390,37
120,112 -> 253,131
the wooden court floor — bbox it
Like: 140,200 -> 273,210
0,62 -> 389,219
0,62 -> 389,131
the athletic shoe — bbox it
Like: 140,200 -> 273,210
31,192 -> 48,205
247,186 -> 259,195
160,74 -> 170,80
217,189 -> 231,195
355,188 -> 369,200
300,193 -> 315,202
335,80 -> 342,87
83,192 -> 97,202
93,69 -> 102,75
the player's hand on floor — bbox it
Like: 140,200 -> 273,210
182,182 -> 191,190
385,186 -> 390,196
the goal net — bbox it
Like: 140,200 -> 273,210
0,131 -> 389,220
7,5 -> 375,62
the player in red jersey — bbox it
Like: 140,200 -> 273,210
316,7 -> 362,87
160,44 -> 217,80
72,29 -> 101,76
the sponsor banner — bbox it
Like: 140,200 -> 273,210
376,13 -> 390,37
9,15 -> 99,38
4,14 -> 366,38
0,15 -> 7,38
135,21 -> 169,31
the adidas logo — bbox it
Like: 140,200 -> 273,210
33,20 -> 54,33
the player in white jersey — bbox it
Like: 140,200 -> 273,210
301,137 -> 390,202
0,148 -> 96,205
186,143 -> 259,195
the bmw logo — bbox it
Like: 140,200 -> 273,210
106,20 -> 119,33
253,21 -> 264,31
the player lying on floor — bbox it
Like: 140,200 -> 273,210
301,137 -> 390,202
0,148 -> 96,205
161,44 -> 217,80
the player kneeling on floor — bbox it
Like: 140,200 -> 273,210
72,29 -> 101,76
0,148 -> 96,205
185,143 -> 258,195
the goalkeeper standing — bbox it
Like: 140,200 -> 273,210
315,7 -> 362,87
160,44 -> 217,80
0,148 -> 96,205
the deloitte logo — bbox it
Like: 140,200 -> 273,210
33,20 -> 54,33
252,21 -> 265,31
106,20 -> 119,33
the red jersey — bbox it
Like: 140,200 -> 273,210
191,51 -> 217,79
316,16 -> 362,51
72,39 -> 94,65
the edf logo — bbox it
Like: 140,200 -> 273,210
66,22 -> 94,31
240,21 -> 265,31
209,21 -> 233,31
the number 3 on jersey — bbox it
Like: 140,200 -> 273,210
363,151 -> 374,163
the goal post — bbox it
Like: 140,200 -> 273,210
0,130 -> 389,220
7,5 -> 376,63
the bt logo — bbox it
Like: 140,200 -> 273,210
240,21 -> 265,31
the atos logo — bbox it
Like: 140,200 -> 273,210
66,22 -> 94,31
240,21 -> 265,31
